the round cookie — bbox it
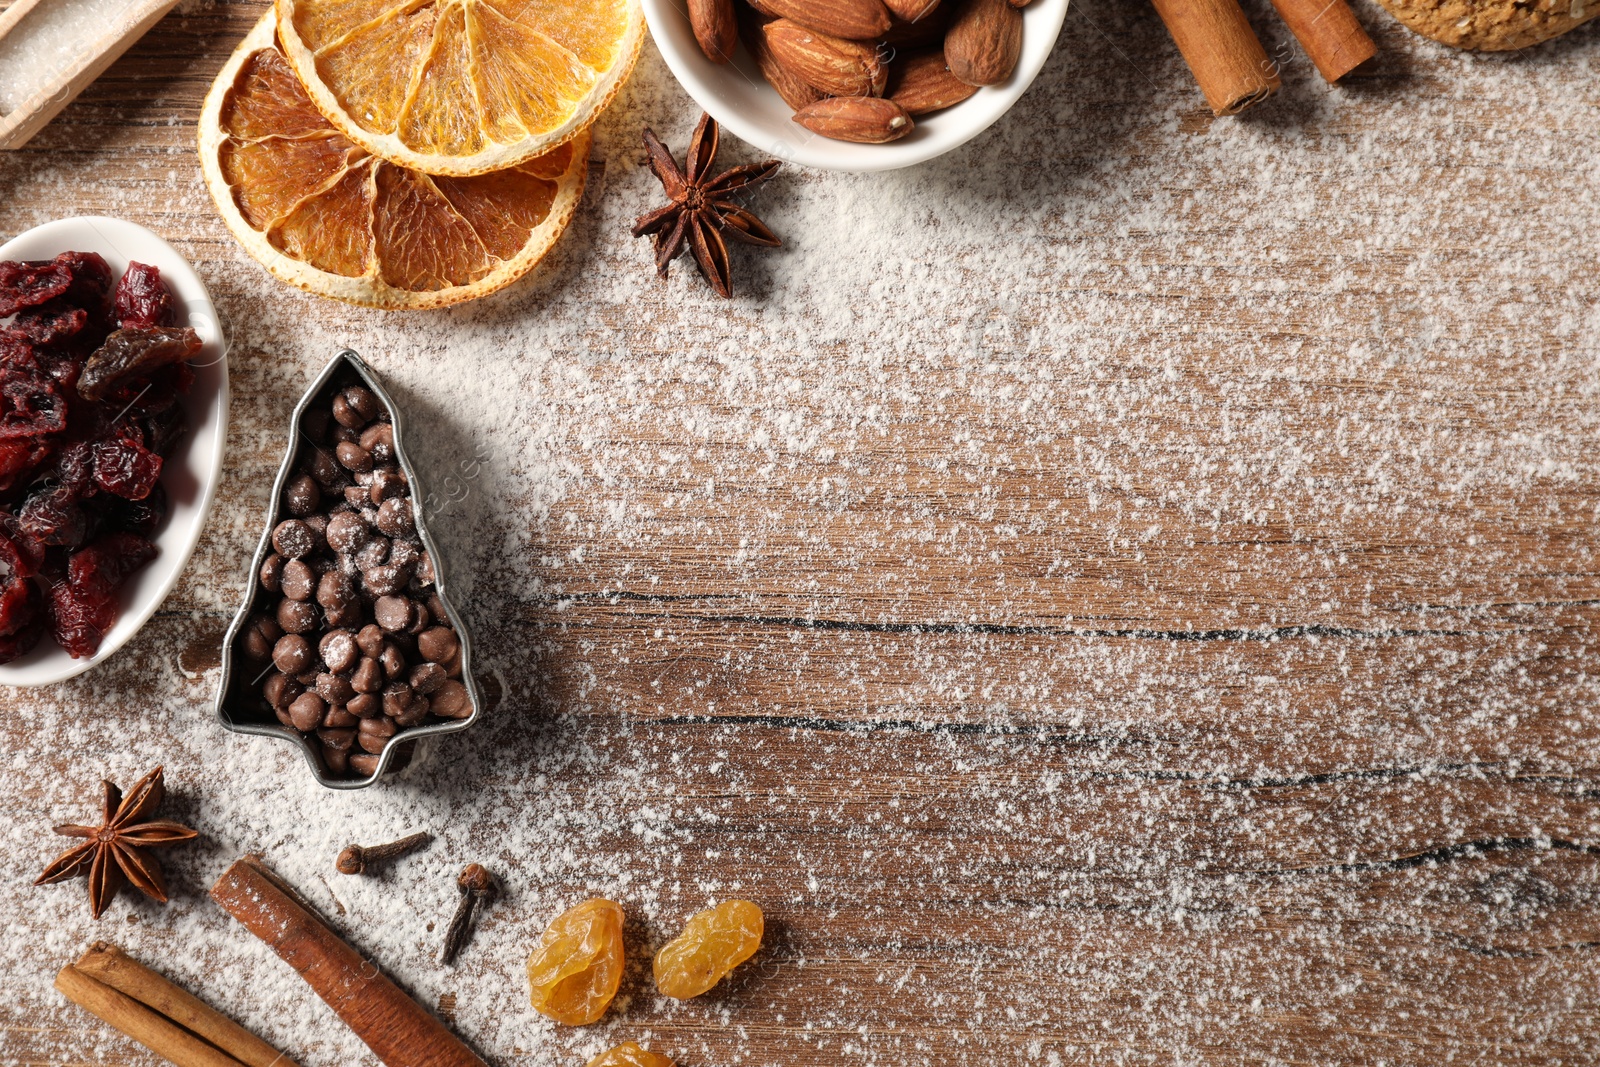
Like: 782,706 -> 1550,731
1375,0 -> 1597,50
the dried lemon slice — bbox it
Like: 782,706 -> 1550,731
274,0 -> 643,176
198,12 -> 588,309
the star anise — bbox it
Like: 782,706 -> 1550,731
34,766 -> 197,920
632,113 -> 781,299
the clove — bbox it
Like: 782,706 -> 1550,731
441,864 -> 497,966
336,831 -> 432,875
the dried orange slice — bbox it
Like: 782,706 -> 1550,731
274,0 -> 643,176
198,12 -> 587,309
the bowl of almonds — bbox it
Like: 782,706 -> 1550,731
644,0 -> 1068,171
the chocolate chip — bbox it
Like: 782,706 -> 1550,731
317,570 -> 356,613
410,661 -> 446,694
351,656 -> 385,694
336,441 -> 373,473
302,514 -> 328,548
393,695 -> 429,728
329,423 -> 359,446
272,520 -> 316,559
355,624 -> 385,659
368,466 -> 406,504
277,598 -> 319,635
430,679 -> 472,719
317,726 -> 357,750
343,386 -> 383,424
284,473 -> 321,517
280,559 -> 315,601
344,485 -> 370,507
263,672 -> 302,710
242,614 -> 282,661
358,715 -> 397,753
347,692 -> 381,718
380,643 -> 406,680
406,600 -> 431,635
387,539 -> 420,570
316,673 -> 356,704
326,511 -> 369,553
332,391 -> 363,429
374,595 -> 413,632
320,629 -> 358,673
356,536 -> 390,569
289,692 -> 326,732
361,562 -> 411,597
416,552 -> 436,586
322,707 -> 359,729
304,446 -> 345,490
273,633 -> 314,674
382,681 -> 414,717
348,752 -> 381,777
324,599 -> 364,629
360,424 -> 395,464
323,746 -> 350,776
417,626 -> 458,664
375,497 -> 414,537
259,553 -> 285,593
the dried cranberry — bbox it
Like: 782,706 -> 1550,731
0,610 -> 44,664
102,483 -> 166,537
18,487 -> 88,548
0,437 -> 52,494
77,327 -> 202,402
114,262 -> 175,330
69,531 -> 155,600
0,260 -> 72,317
0,515 -> 45,576
0,573 -> 38,637
9,301 -> 88,345
0,330 -> 33,366
0,367 -> 67,439
47,579 -> 114,659
142,403 -> 186,458
52,440 -> 95,500
47,532 -> 155,658
93,437 -> 162,500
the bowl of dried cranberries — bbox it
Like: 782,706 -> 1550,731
0,217 -> 228,686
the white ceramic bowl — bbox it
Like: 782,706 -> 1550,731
641,0 -> 1069,172
0,216 -> 229,687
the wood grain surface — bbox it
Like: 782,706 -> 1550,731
2,0 -> 1599,1064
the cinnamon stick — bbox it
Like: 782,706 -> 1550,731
73,943 -> 300,1067
1268,0 -> 1375,82
211,855 -> 488,1067
54,965 -> 251,1067
1150,0 -> 1280,115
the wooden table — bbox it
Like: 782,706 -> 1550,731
3,1 -> 1599,1064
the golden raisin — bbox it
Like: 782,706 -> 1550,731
652,899 -> 764,999
526,898 -> 625,1025
585,1041 -> 676,1067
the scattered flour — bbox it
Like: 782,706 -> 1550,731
1,1 -> 1599,1065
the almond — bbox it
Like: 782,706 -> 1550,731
883,0 -> 941,19
739,8 -> 825,110
889,49 -> 979,114
764,19 -> 888,97
762,0 -> 893,40
690,0 -> 739,63
945,0 -> 1023,86
793,96 -> 915,142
